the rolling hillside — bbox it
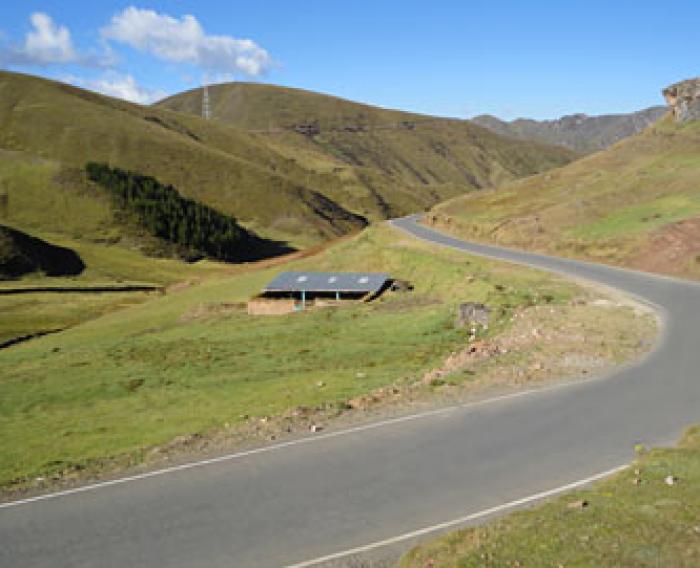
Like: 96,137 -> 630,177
156,81 -> 575,215
430,112 -> 700,279
0,71 -> 368,253
472,106 -> 667,154
0,71 -> 573,283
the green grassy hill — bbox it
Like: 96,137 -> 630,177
0,72 -> 571,255
0,72 -> 370,251
158,82 -> 423,131
0,149 -> 234,285
157,81 -> 575,214
430,114 -> 700,280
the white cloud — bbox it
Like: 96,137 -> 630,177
1,13 -> 114,68
25,13 -> 76,63
2,12 -> 77,65
64,72 -> 167,104
102,7 -> 271,76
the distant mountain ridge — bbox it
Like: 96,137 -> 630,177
471,106 -> 667,154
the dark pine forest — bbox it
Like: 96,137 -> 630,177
86,162 -> 291,262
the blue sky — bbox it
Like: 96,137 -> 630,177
1,1 -> 697,119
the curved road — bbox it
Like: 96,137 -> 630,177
2,216 -> 699,567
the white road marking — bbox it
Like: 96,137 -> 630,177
1,384 -> 577,510
285,464 -> 628,567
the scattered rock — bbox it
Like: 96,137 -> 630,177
356,372 -> 366,379
456,302 -> 491,329
347,394 -> 379,410
289,406 -> 311,418
294,122 -> 320,136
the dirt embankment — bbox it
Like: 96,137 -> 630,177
421,298 -> 656,392
629,216 -> 700,278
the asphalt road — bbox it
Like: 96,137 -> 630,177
2,216 -> 699,567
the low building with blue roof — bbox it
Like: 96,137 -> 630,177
248,271 -> 393,314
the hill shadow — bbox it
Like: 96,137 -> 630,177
1,224 -> 85,279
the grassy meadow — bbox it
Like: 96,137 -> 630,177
0,292 -> 155,345
0,225 -> 585,488
401,426 -> 700,567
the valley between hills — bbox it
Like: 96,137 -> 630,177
0,69 -> 669,490
1,69 -> 700,568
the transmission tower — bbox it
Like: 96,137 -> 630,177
202,85 -> 211,120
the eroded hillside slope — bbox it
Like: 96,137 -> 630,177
430,92 -> 700,280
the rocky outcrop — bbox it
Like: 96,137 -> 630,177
663,78 -> 700,123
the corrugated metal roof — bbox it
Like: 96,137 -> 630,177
263,272 -> 390,293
